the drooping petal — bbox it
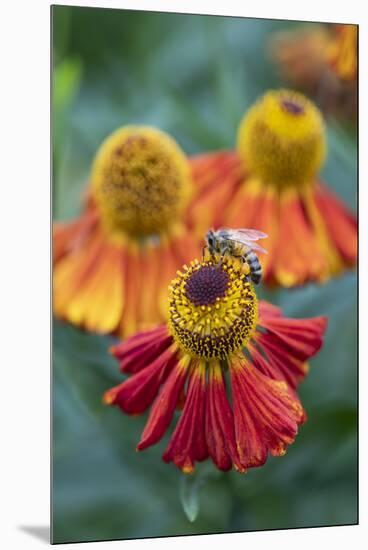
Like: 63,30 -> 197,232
70,242 -> 124,333
247,342 -> 308,421
222,177 -> 259,228
259,314 -> 328,361
206,361 -> 246,472
110,325 -> 173,374
119,242 -> 141,338
250,337 -> 308,389
255,303 -> 327,387
54,205 -> 127,334
53,208 -> 98,262
103,344 -> 179,414
230,355 -> 305,468
137,244 -> 162,330
189,151 -> 244,235
274,187 -> 327,286
53,228 -> 105,320
190,151 -> 241,197
314,183 -> 357,265
258,300 -> 283,318
157,238 -> 185,318
111,324 -> 169,356
301,185 -> 343,276
171,226 -> 202,270
137,355 -> 191,451
248,341 -> 309,421
163,360 -> 208,473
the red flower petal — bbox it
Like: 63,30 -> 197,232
137,356 -> 191,451
163,361 -> 208,473
230,356 -> 305,468
250,336 -> 308,388
259,315 -> 328,361
103,344 -> 178,414
258,300 -> 283,319
110,325 -> 173,374
206,362 -> 246,472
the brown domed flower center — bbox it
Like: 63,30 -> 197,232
185,265 -> 229,306
91,126 -> 191,239
168,259 -> 258,359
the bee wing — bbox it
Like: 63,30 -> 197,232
218,228 -> 268,254
243,241 -> 268,254
233,228 -> 268,240
217,228 -> 268,241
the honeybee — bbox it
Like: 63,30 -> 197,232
205,228 -> 268,285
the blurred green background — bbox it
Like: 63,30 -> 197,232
52,6 -> 358,544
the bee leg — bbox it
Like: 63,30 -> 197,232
216,243 -> 228,267
243,271 -> 252,283
202,245 -> 208,261
217,254 -> 224,268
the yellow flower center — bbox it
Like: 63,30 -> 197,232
168,258 -> 258,359
237,90 -> 326,188
91,126 -> 192,238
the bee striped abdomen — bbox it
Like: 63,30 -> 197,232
243,250 -> 262,285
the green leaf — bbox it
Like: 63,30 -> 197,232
53,58 -> 81,108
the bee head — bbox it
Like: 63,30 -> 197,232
205,229 -> 216,250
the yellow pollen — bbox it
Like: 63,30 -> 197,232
167,258 -> 258,359
237,89 -> 326,188
91,126 -> 192,238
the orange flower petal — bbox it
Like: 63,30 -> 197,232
274,187 -> 327,286
138,244 -> 162,329
190,151 -> 240,196
171,229 -> 202,267
156,240 -> 182,319
66,240 -> 124,333
119,243 -> 141,338
225,178 -> 279,279
314,183 -> 357,265
189,151 -> 243,235
53,209 -> 98,262
301,185 -> 343,276
53,228 -> 105,317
